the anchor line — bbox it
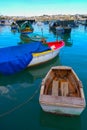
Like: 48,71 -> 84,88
0,85 -> 40,118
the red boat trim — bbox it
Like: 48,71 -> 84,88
47,40 -> 65,50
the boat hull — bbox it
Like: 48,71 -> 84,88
28,48 -> 60,67
40,96 -> 85,116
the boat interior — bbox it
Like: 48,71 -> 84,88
44,69 -> 82,98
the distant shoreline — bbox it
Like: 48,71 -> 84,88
0,14 -> 87,22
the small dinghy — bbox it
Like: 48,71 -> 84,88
39,66 -> 86,116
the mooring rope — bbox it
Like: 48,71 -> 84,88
0,85 -> 40,118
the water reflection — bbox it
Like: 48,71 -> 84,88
84,25 -> 87,32
81,108 -> 87,130
0,55 -> 61,117
0,56 -> 61,95
40,110 -> 82,130
49,29 -> 73,47
0,70 -> 33,86
19,34 -> 31,44
0,26 -> 3,33
11,28 -> 18,34
61,33 -> 73,47
27,55 -> 61,80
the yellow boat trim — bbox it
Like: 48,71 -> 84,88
33,50 -> 54,57
26,27 -> 30,29
26,29 -> 31,31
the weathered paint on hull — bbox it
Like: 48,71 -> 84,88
40,103 -> 84,116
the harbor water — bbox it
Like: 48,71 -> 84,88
0,24 -> 87,130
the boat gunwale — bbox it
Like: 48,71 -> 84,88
32,40 -> 64,57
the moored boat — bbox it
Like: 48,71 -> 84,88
49,20 -> 72,34
28,40 -> 64,67
16,20 -> 34,34
39,66 -> 86,116
0,41 -> 64,75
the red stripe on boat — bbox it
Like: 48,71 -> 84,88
47,40 -> 65,50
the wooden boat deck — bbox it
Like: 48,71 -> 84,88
39,66 -> 86,114
44,69 -> 82,98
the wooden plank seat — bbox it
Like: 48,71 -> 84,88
52,80 -> 59,96
60,80 -> 69,96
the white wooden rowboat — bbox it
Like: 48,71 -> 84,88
39,66 -> 86,116
28,40 -> 64,67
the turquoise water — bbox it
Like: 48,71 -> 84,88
0,24 -> 87,130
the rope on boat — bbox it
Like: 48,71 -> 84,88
0,85 -> 40,118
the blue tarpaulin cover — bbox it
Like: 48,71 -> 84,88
0,42 -> 51,75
